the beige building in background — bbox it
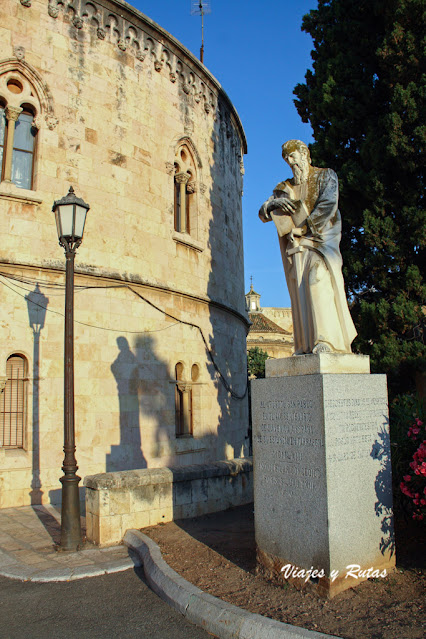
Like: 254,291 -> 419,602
0,0 -> 249,509
245,285 -> 293,359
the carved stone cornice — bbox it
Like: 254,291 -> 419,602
43,0 -> 246,153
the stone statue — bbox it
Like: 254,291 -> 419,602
259,139 -> 356,355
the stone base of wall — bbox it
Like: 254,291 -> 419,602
83,458 -> 253,546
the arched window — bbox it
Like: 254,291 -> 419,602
0,72 -> 40,190
173,145 -> 196,235
175,362 -> 193,437
0,354 -> 28,448
11,108 -> 36,189
0,103 -> 6,172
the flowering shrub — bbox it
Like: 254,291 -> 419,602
399,417 -> 426,521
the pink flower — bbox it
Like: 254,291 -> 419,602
403,475 -> 412,481
415,418 -> 423,426
400,482 -> 413,498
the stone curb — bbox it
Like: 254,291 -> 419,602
123,530 -> 343,639
0,553 -> 135,582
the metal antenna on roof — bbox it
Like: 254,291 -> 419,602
191,1 -> 211,64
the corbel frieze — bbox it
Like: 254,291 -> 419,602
22,0 -> 245,157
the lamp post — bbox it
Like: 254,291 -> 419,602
52,186 -> 89,551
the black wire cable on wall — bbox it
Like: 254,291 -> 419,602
0,271 -> 248,400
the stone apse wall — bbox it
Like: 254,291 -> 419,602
0,0 -> 249,509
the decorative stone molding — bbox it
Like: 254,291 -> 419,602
72,15 -> 84,29
0,59 -> 58,130
45,114 -> 59,130
0,377 -> 7,393
5,105 -> 23,122
186,181 -> 196,194
48,3 -> 59,18
43,0 -> 246,155
32,114 -> 42,130
177,382 -> 191,393
20,0 -> 32,6
13,46 -> 25,61
175,172 -> 190,185
165,162 -> 175,175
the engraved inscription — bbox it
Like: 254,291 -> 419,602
325,396 -> 388,462
255,395 -> 321,493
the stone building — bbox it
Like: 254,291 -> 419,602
245,285 -> 293,359
0,0 -> 249,509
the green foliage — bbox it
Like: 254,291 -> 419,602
294,0 -> 425,393
247,347 -> 269,379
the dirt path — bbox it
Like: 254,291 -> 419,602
142,504 -> 425,639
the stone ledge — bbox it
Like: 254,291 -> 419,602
266,353 -> 370,378
84,458 -> 252,490
0,182 -> 43,204
84,458 -> 253,546
172,231 -> 204,252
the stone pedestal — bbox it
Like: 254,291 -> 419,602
251,354 -> 395,598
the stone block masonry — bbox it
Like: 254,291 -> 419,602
84,458 -> 253,546
251,356 -> 395,597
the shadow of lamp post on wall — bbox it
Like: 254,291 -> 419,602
25,284 -> 49,505
52,186 -> 90,551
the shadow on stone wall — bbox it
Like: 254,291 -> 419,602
107,336 -> 152,471
204,88 -> 249,464
371,421 -> 395,557
25,284 -> 49,507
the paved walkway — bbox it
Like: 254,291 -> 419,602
0,505 -> 134,581
0,505 -> 337,638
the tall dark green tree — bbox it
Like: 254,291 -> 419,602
294,0 -> 425,394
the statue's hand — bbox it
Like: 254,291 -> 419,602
267,197 -> 296,215
259,202 -> 272,222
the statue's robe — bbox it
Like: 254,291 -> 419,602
261,166 -> 356,354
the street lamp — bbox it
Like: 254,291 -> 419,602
52,186 -> 89,551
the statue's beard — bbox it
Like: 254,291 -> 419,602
292,163 -> 309,184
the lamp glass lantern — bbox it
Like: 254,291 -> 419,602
52,186 -> 90,246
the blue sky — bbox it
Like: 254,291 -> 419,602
132,1 -> 317,307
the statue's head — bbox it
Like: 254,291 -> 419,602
281,140 -> 311,184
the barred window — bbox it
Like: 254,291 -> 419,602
0,355 -> 28,448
